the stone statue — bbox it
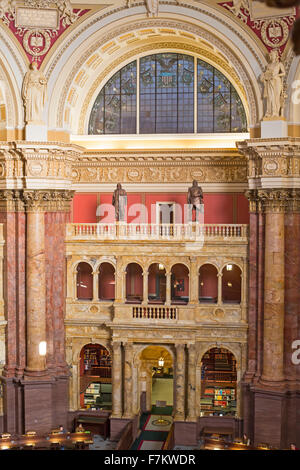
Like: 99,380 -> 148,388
145,0 -> 159,17
187,180 -> 204,222
22,61 -> 48,124
260,50 -> 285,119
112,183 -> 127,222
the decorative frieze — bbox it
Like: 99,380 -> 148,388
72,150 -> 247,185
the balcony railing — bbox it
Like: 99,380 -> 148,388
132,306 -> 177,320
66,223 -> 248,241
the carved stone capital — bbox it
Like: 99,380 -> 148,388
257,189 -> 295,213
0,190 -> 25,212
22,189 -> 75,212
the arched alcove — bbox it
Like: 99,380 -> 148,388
79,343 -> 112,410
139,345 -> 174,415
222,264 -> 242,304
76,262 -> 93,300
199,264 -> 218,303
171,263 -> 189,304
148,263 -> 166,304
98,262 -> 115,301
200,347 -> 237,416
125,262 -> 143,303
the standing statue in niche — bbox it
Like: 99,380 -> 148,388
112,183 -> 127,222
22,61 -> 48,124
260,50 -> 285,119
187,180 -> 204,222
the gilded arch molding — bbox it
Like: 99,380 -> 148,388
48,14 -> 263,133
78,40 -> 251,135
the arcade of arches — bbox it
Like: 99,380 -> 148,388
0,0 -> 299,451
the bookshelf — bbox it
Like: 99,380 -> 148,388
84,382 -> 112,409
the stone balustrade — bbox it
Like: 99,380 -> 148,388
66,223 -> 248,242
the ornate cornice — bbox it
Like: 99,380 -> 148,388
71,149 -> 247,185
0,141 -> 83,190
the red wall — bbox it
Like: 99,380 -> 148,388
199,264 -> 218,299
72,192 -> 250,224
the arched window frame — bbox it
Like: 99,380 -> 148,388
88,53 -> 248,135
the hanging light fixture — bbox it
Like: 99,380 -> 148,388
226,264 -> 233,271
158,356 -> 165,368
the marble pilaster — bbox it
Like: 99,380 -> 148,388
111,341 -> 123,418
174,343 -> 185,421
123,342 -> 134,419
186,344 -> 196,421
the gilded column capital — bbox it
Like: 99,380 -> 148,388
22,189 -> 75,212
257,189 -> 300,213
0,190 -> 25,212
245,189 -> 259,213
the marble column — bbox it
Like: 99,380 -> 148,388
186,344 -> 196,421
255,210 -> 265,381
25,210 -> 47,374
165,271 -> 171,305
142,270 -> 148,304
111,341 -> 122,418
284,197 -> 300,383
174,343 -> 185,421
92,270 -> 98,302
115,258 -> 125,303
123,342 -> 134,418
189,258 -> 198,304
217,273 -> 222,304
261,194 -> 285,384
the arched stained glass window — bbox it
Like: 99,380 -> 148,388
88,53 -> 247,135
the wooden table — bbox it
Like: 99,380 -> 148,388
0,432 -> 94,450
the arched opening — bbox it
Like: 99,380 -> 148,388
79,343 -> 112,410
139,346 -> 173,416
200,347 -> 237,417
171,264 -> 189,304
76,262 -> 93,300
199,264 -> 218,303
126,263 -> 143,303
148,263 -> 166,304
222,264 -> 242,304
98,262 -> 115,301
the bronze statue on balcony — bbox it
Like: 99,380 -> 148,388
112,183 -> 127,222
188,180 -> 204,222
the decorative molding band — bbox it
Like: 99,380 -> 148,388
71,149 -> 247,185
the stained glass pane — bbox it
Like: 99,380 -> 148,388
140,53 -> 194,134
88,61 -> 137,135
197,59 -> 247,133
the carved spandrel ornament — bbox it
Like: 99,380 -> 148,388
260,50 -> 286,119
22,61 -> 48,124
